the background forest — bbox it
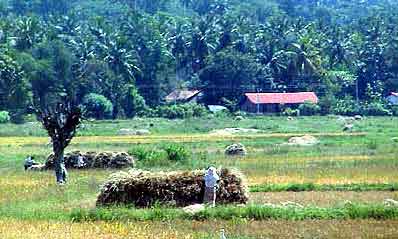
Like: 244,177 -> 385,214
0,0 -> 398,122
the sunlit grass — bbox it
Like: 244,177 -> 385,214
0,132 -> 368,147
0,116 -> 397,238
1,219 -> 397,239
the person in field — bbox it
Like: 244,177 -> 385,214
24,156 -> 38,170
204,166 -> 220,207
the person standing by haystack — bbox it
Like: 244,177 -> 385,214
204,166 -> 220,207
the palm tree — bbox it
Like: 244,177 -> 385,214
15,16 -> 42,50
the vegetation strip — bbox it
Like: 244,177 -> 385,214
69,204 -> 398,222
0,132 -> 367,146
249,183 -> 398,192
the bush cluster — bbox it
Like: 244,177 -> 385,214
0,111 -> 10,124
330,97 -> 394,116
298,101 -> 321,116
82,93 -> 113,119
163,144 -> 190,161
361,102 -> 391,116
129,144 -> 190,163
153,103 -> 208,119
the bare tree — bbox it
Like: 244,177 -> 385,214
35,101 -> 82,184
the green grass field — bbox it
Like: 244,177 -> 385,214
0,116 -> 398,238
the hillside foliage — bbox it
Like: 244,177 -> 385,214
0,0 -> 397,120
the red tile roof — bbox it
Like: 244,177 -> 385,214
245,92 -> 318,104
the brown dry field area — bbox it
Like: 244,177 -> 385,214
250,191 -> 398,206
1,219 -> 397,239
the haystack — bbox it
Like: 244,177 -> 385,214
45,151 -> 134,169
96,168 -> 248,207
210,128 -> 261,135
118,129 -> 150,136
285,135 -> 319,146
225,143 -> 247,156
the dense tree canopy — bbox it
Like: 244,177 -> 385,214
0,0 -> 397,119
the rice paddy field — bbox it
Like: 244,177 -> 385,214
1,115 -> 398,238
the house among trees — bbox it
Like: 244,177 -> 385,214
387,92 -> 398,105
240,92 -> 319,114
165,90 -> 202,104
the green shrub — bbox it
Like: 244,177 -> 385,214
124,86 -> 147,118
128,147 -> 162,161
213,109 -> 232,118
366,140 -> 378,150
331,97 -> 360,116
361,102 -> 391,116
163,144 -> 190,161
82,93 -> 113,119
155,103 -> 208,119
392,106 -> 398,116
282,107 -> 299,116
298,101 -> 321,116
0,111 -> 10,123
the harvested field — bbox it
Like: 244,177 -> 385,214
0,132 -> 367,146
250,191 -> 398,206
1,219 -> 398,239
0,117 -> 397,238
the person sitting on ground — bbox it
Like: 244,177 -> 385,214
75,154 -> 86,168
24,156 -> 38,170
203,166 -> 220,207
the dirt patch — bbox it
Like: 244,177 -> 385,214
250,191 -> 398,207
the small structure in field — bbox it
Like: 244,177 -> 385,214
225,143 -> 247,156
45,151 -> 135,169
208,105 -> 228,113
165,89 -> 202,104
240,92 -> 318,114
96,168 -> 248,207
387,92 -> 398,105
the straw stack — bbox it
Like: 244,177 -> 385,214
45,151 -> 135,169
96,168 -> 248,207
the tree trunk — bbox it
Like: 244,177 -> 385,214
54,147 -> 67,184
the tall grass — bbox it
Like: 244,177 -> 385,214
70,204 -> 398,222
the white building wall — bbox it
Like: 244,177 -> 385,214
387,95 -> 398,105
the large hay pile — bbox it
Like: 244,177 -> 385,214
284,135 -> 319,146
96,168 -> 248,207
45,151 -> 134,169
225,143 -> 247,156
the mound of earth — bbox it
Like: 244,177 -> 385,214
285,135 -> 319,146
210,128 -> 261,135
96,168 -> 248,207
45,151 -> 135,169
